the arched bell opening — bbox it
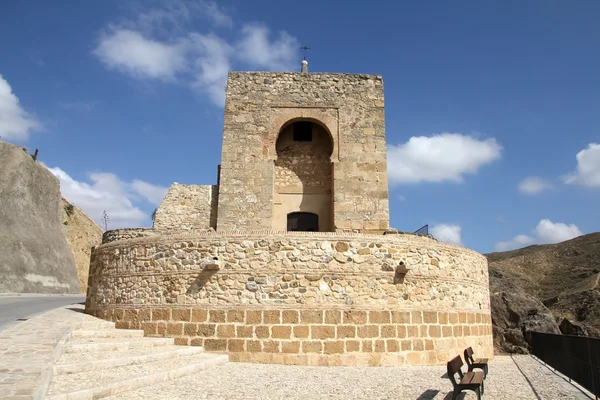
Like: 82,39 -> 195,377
273,119 -> 334,232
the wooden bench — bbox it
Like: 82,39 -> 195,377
464,346 -> 489,378
447,355 -> 485,400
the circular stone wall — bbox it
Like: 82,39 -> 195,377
86,230 -> 494,366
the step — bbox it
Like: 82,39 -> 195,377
71,329 -> 145,338
46,353 -> 229,400
57,342 -> 201,364
64,337 -> 174,353
77,321 -> 116,330
53,346 -> 206,375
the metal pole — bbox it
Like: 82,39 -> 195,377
588,339 -> 598,400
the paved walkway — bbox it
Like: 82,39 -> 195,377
0,303 -> 100,399
108,355 -> 593,400
0,303 -> 595,399
0,294 -> 85,332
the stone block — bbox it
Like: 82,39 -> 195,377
337,325 -> 356,339
302,341 -> 323,353
381,325 -> 396,338
391,311 -> 411,324
263,310 -> 281,324
413,339 -> 424,351
227,310 -> 245,323
357,325 -> 379,338
152,309 -> 170,321
401,340 -> 412,351
167,322 -> 184,336
438,312 -> 449,324
272,325 -> 292,339
325,310 -> 342,324
174,337 -> 189,345
190,338 -> 204,346
293,325 -> 309,338
374,340 -> 385,352
343,310 -> 367,324
324,341 -> 345,354
423,311 -> 437,324
369,311 -> 390,324
442,326 -> 453,337
263,340 -> 280,352
247,340 -> 262,352
184,323 -> 197,336
172,308 -> 191,322
448,312 -> 459,324
311,325 -> 335,340
429,325 -> 441,338
141,321 -> 157,336
217,324 -> 236,338
191,309 -> 207,322
362,340 -> 373,352
301,310 -> 323,324
411,311 -> 423,324
255,326 -> 270,339
397,326 -> 407,338
236,325 -> 253,338
197,323 -> 216,337
204,339 -> 227,351
386,339 -> 399,352
228,339 -> 245,352
282,341 -> 301,353
209,310 -> 226,323
282,310 -> 299,324
346,340 -> 360,352
246,310 -> 262,324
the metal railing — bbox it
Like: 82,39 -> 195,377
529,331 -> 600,398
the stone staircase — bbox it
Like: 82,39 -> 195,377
45,321 -> 228,399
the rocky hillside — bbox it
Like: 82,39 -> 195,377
486,233 -> 600,353
0,141 -> 81,293
59,198 -> 103,293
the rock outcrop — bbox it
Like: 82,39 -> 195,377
486,232 -> 600,353
0,141 -> 81,294
488,266 -> 560,353
59,198 -> 103,293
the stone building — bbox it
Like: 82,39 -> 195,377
86,61 -> 494,366
154,62 -> 389,234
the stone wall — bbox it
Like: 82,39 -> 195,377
0,140 -> 81,294
217,72 -> 389,234
59,198 -> 103,292
153,183 -> 218,231
86,231 -> 493,365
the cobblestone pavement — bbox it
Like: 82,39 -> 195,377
108,355 -> 592,400
0,303 -> 98,399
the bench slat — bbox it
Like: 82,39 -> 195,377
460,371 -> 484,385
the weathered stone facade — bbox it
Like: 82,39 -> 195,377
216,72 -> 389,233
85,66 -> 494,366
153,183 -> 218,231
87,231 -> 493,365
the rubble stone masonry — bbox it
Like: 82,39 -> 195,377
216,72 -> 389,233
86,231 -> 493,366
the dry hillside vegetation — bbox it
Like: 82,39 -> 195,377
486,233 -> 600,353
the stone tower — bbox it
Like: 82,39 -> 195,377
216,65 -> 390,234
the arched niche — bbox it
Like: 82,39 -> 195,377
273,119 -> 334,232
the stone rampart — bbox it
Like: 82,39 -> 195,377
153,183 -> 218,231
86,231 -> 493,366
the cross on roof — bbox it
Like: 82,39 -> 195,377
300,46 -> 310,60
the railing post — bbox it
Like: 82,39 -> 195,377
588,338 -> 598,400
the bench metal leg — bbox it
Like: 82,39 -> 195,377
476,387 -> 481,400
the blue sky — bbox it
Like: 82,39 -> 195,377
1,0 -> 598,254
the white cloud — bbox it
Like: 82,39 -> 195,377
0,74 -> 42,141
387,133 -> 502,184
236,24 -> 299,71
494,234 -> 535,252
518,176 -> 553,195
130,179 -> 169,205
45,166 -> 168,230
430,224 -> 463,246
534,219 -> 583,243
494,218 -> 583,251
93,30 -> 188,81
562,143 -> 600,188
92,4 -> 298,106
